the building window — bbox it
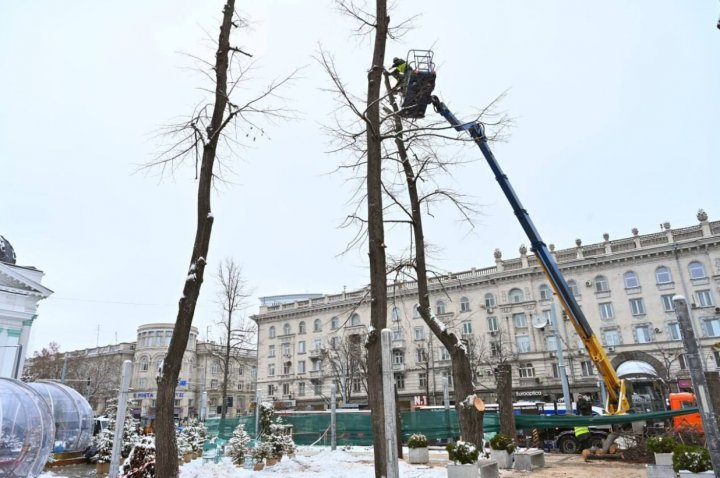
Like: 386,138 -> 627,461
282,323 -> 290,336
137,378 -> 146,388
331,317 -> 339,330
351,314 -> 361,326
314,383 -> 322,396
516,335 -> 531,353
269,326 -> 276,338
697,290 -> 714,307
442,370 -> 453,387
414,327 -> 425,341
298,360 -> 306,373
393,350 -> 404,365
394,373 -> 405,390
413,304 -> 421,318
635,325 -> 652,344
313,359 -> 322,372
268,345 -> 276,357
237,383 -> 243,391
352,378 -> 361,393
462,321 -> 473,335
599,302 -> 615,320
268,384 -> 275,396
282,383 -> 290,395
567,280 -> 580,297
490,341 -> 501,357
314,319 -> 322,332
656,266 -> 673,284
419,372 -> 427,388
714,351 -> 720,368
436,300 -> 447,315
268,364 -> 275,376
661,294 -> 675,312
140,357 -> 149,372
299,321 -> 306,334
580,360 -> 594,376
545,335 -> 558,351
552,363 -> 561,378
460,297 -> 470,312
238,365 -> 244,375
211,361 -> 221,374
282,343 -> 291,356
508,288 -> 524,303
679,354 -> 687,370
298,341 -> 306,354
485,293 -> 496,308
330,337 -> 339,348
513,313 -> 527,328
704,318 -> 720,337
518,363 -> 535,378
313,338 -> 322,351
391,307 -> 401,322
440,347 -> 450,361
210,379 -> 219,389
416,348 -> 428,363
624,271 -> 640,289
297,382 -> 305,396
283,362 -> 291,375
594,275 -> 610,293
539,285 -> 552,301
602,329 -> 621,346
487,316 -> 499,332
668,323 -> 681,341
688,261 -> 707,279
629,298 -> 646,316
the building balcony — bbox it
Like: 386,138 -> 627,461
308,348 -> 324,359
391,338 -> 406,349
391,363 -> 405,372
309,370 -> 323,378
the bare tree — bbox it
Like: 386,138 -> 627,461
23,342 -> 63,381
322,332 -> 368,404
211,258 -> 255,420
144,3 -> 296,475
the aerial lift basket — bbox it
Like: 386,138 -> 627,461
399,50 -> 437,119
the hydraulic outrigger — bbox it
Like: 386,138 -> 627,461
397,50 -> 631,415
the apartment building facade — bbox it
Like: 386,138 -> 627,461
252,210 -> 720,411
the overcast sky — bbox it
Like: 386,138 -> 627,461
1,1 -> 718,355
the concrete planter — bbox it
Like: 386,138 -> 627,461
446,463 -> 478,478
266,457 -> 278,466
253,462 -> 265,471
679,471 -> 714,478
489,449 -> 513,469
408,447 -> 429,464
646,464 -> 676,478
654,453 -> 673,466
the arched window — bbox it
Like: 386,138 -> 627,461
299,321 -> 306,334
314,319 -> 322,332
211,361 -> 221,374
688,261 -> 707,279
460,297 -> 470,312
508,288 -> 524,303
283,323 -> 291,336
655,266 -> 673,284
538,284 -> 552,301
567,280 -> 580,297
269,326 -> 276,338
140,356 -> 149,372
594,275 -> 609,293
391,307 -> 400,322
624,271 -> 640,289
155,357 -> 164,373
484,293 -> 496,308
413,304 -> 421,318
351,314 -> 361,326
331,316 -> 339,330
436,300 -> 446,315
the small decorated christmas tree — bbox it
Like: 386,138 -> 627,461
226,424 -> 252,465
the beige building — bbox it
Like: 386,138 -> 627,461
252,211 -> 720,410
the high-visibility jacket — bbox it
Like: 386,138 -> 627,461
396,62 -> 408,74
574,426 -> 590,437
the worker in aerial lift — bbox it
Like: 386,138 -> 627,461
388,57 -> 411,93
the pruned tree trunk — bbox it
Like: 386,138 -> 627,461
365,1 -> 390,476
383,74 -> 484,446
496,363 -> 516,437
154,2 -> 235,476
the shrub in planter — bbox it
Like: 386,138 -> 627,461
408,433 -> 429,464
226,425 -> 252,466
408,433 -> 428,449
251,441 -> 273,463
673,445 -> 712,474
647,435 -> 677,466
446,441 -> 480,465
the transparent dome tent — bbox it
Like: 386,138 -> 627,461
28,381 -> 94,454
0,378 -> 55,478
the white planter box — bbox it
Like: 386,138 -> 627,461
679,471 -> 714,478
489,449 -> 513,469
446,463 -> 478,478
408,447 -> 429,464
654,453 -> 673,467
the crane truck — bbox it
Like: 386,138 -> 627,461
395,50 -> 701,452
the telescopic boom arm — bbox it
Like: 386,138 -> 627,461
430,95 -> 630,414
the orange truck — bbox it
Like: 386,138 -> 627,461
670,392 -> 703,433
